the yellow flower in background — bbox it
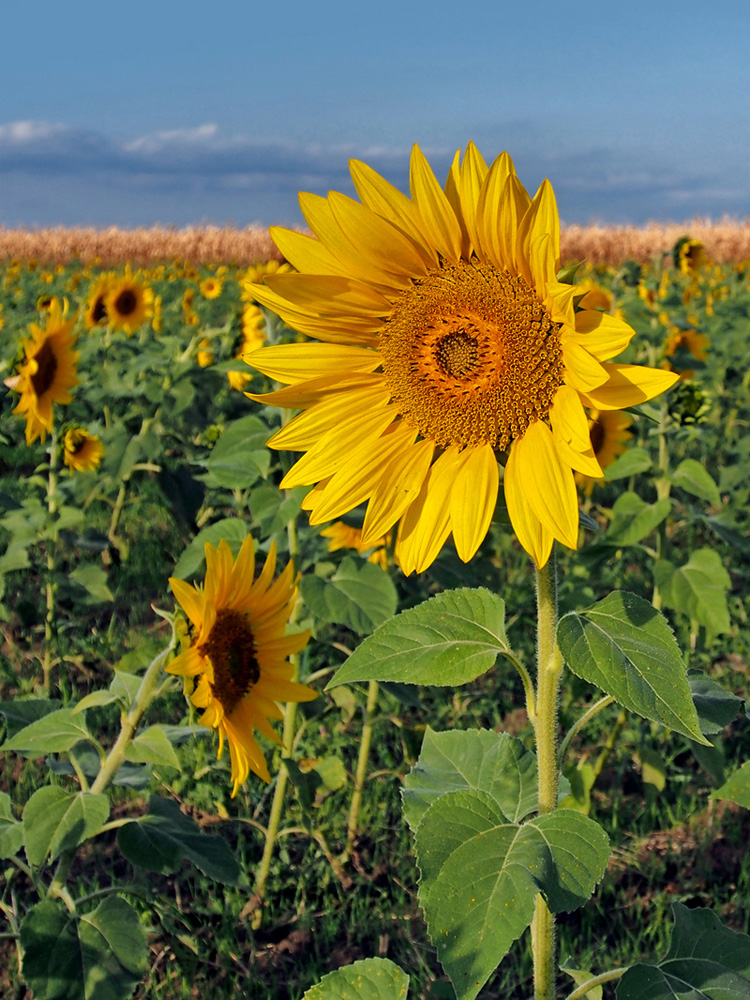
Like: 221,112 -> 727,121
105,268 -> 154,333
575,410 -> 633,496
676,237 -> 708,276
241,260 -> 292,300
245,143 -> 678,570
200,277 -> 224,299
197,338 -> 215,367
321,521 -> 392,571
241,304 -> 267,352
168,537 -> 316,794
664,327 -> 710,362
63,426 -> 104,472
84,273 -> 115,329
151,294 -> 163,333
4,298 -> 79,444
36,294 -> 54,312
576,281 -> 613,313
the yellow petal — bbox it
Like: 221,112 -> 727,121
450,443 -> 499,563
268,226 -> 349,277
511,421 -> 579,550
517,178 -> 560,281
503,448 -> 554,568
243,343 -> 380,385
169,577 -> 204,628
268,385 -> 391,450
409,144 -> 462,263
562,340 -> 610,392
549,385 -> 592,453
263,272 -> 392,315
396,447 -> 468,574
328,190 -> 431,282
475,152 -> 514,270
568,311 -> 636,361
165,645 -> 205,678
247,371 -> 383,409
361,437 -> 435,543
579,363 -> 680,411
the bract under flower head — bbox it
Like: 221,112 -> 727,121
168,537 -> 316,795
5,298 -> 79,444
245,143 -> 678,570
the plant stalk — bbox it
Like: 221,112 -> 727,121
531,553 -> 563,1000
342,679 -> 380,862
42,431 -> 59,694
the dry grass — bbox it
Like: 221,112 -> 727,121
1,219 -> 749,267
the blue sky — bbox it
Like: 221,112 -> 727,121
2,0 -> 748,228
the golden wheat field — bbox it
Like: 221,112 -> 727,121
0,219 -> 749,266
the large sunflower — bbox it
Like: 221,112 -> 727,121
105,267 -> 154,334
245,144 -> 678,570
168,537 -> 316,794
5,298 -> 79,444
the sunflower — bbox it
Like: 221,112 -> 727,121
575,410 -> 633,496
321,521 -> 392,571
243,145 -> 678,570
63,426 -> 104,472
196,338 -> 215,367
675,237 -> 708,276
168,537 -> 316,794
4,298 -> 79,444
105,267 -> 154,334
200,277 -> 224,299
84,273 -> 116,329
664,327 -> 710,362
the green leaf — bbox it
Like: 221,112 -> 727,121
603,447 -> 653,481
638,747 -> 667,792
171,517 -> 249,580
689,670 -> 743,734
0,698 -> 61,738
0,792 -> 23,858
328,588 -> 510,688
302,556 -> 398,636
23,787 -> 109,866
303,957 -> 410,999
604,492 -> 671,546
671,458 -> 722,506
559,762 -> 596,814
117,795 -> 240,885
563,966 -> 602,1000
1,708 -> 96,756
20,896 -> 148,1000
69,564 -> 114,604
402,728 -> 539,830
415,792 -> 608,1000
654,549 -> 731,641
714,761 -> 750,809
617,903 -> 750,1000
204,415 -> 271,488
124,726 -> 182,771
557,591 -> 709,745
250,484 -> 308,538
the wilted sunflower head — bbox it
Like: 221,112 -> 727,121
244,143 -> 678,570
105,268 -> 154,334
63,425 -> 104,472
4,298 -> 79,444
167,537 -> 316,795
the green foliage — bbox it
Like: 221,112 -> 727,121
654,548 -> 732,641
20,897 -> 148,1000
558,591 -> 709,744
617,904 -> 750,1000
304,958 -> 410,999
302,556 -> 398,635
22,787 -> 109,865
329,588 -> 511,688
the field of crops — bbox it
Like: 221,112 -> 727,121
1,212 -> 750,1000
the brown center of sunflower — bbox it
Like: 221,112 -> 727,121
114,289 -> 138,317
589,418 -> 605,456
92,295 -> 108,323
30,340 -> 59,398
200,608 -> 260,715
379,259 -> 564,451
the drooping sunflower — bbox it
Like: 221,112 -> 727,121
84,273 -> 115,330
105,267 -> 154,334
168,537 -> 316,794
575,409 -> 633,496
4,298 -> 79,444
245,144 -> 678,570
63,426 -> 105,472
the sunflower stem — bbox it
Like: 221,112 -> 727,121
531,553 -> 563,1000
47,640 -> 174,903
42,430 -> 59,695
341,679 -> 380,863
651,399 -> 671,609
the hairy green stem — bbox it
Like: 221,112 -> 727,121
42,432 -> 59,694
47,642 -> 174,903
652,399 -> 671,609
531,554 -> 563,1000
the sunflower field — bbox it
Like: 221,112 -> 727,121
1,147 -> 750,1000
